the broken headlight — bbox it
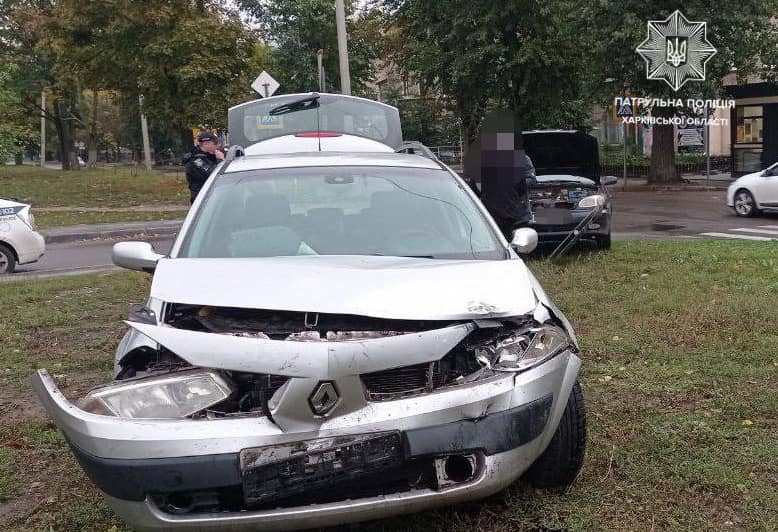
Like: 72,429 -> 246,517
474,325 -> 569,372
78,370 -> 232,418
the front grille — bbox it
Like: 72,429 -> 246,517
361,362 -> 449,401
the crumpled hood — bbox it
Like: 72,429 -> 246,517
151,255 -> 538,320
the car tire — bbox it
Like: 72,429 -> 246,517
734,189 -> 758,217
0,243 -> 16,274
595,232 -> 611,250
523,380 -> 586,488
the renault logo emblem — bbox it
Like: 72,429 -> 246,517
308,381 -> 340,416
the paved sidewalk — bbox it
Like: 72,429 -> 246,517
615,172 -> 734,191
40,219 -> 183,244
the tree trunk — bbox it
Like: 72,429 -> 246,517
87,90 -> 99,168
53,99 -> 79,171
182,128 -> 195,154
648,107 -> 678,183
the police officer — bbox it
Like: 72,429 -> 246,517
183,130 -> 224,203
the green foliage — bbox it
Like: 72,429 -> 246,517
0,63 -> 37,161
389,0 -> 595,141
41,1 -> 261,133
237,0 -> 379,95
582,0 -> 778,102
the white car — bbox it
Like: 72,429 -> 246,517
727,162 -> 778,217
0,198 -> 45,273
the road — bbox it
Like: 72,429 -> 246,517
611,188 -> 778,239
5,189 -> 777,279
11,237 -> 173,279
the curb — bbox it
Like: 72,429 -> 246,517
615,185 -> 730,192
41,221 -> 183,244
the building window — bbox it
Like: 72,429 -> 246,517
735,106 -> 763,144
734,148 -> 763,173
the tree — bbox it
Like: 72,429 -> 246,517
387,0 -> 593,148
1,0 -> 85,169
236,0 -> 379,95
582,1 -> 778,183
0,65 -> 36,163
40,0 -> 260,154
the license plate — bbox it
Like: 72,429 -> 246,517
240,431 -> 403,505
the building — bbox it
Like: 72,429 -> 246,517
724,73 -> 778,175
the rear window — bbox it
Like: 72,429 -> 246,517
228,94 -> 402,149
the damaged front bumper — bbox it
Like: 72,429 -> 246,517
32,346 -> 580,531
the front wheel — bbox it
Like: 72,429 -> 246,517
595,232 -> 611,250
523,380 -> 586,488
0,244 -> 16,274
734,189 -> 757,217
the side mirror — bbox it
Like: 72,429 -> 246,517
511,227 -> 538,254
112,241 -> 164,273
601,175 -> 618,186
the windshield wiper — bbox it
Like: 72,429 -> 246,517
269,93 -> 321,116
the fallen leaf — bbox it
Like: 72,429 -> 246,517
742,419 -> 753,426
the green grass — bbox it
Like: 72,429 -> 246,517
0,166 -> 189,207
0,241 -> 776,531
34,209 -> 188,228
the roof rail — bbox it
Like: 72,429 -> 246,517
396,141 -> 439,161
216,145 -> 245,176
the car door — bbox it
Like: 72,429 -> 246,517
756,163 -> 778,207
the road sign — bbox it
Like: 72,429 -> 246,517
615,96 -> 634,118
251,71 -> 280,98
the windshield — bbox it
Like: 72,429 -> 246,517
228,94 -> 402,149
180,166 -> 504,260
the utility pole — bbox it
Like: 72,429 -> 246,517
705,105 -> 711,186
40,91 -> 46,168
623,121 -> 627,191
335,0 -> 351,95
138,94 -> 152,171
317,49 -> 324,92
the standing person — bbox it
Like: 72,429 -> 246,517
478,133 -> 535,239
464,111 -> 535,240
183,130 -> 224,203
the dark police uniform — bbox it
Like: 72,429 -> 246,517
183,132 -> 220,203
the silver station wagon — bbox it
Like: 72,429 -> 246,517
33,95 -> 586,531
